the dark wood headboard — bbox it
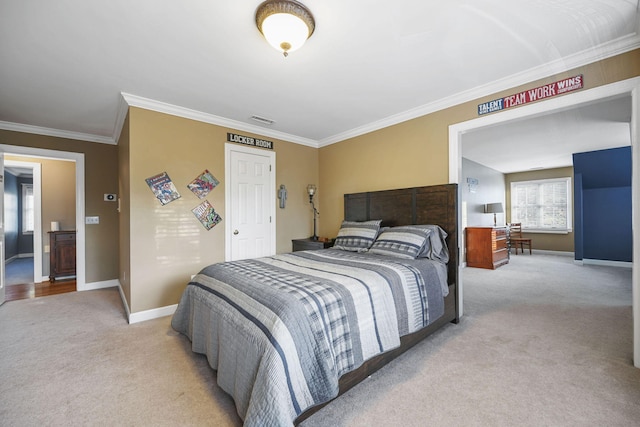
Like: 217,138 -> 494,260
343,184 -> 459,288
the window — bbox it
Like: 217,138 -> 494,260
22,183 -> 34,233
510,177 -> 572,232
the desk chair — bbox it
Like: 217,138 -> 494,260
508,223 -> 532,255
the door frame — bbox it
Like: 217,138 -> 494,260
224,143 -> 276,261
448,77 -> 640,367
0,144 -> 85,290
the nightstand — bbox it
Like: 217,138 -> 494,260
292,238 -> 334,252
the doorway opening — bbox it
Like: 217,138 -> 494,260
0,145 -> 85,300
4,159 -> 39,290
448,77 -> 640,367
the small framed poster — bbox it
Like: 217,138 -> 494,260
145,172 -> 181,205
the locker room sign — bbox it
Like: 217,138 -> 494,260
227,133 -> 273,150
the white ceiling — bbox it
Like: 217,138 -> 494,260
1,1 -> 639,172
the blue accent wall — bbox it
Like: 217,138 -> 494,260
573,146 -> 632,262
583,186 -> 632,261
4,171 -> 18,260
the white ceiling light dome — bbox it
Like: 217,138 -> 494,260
256,0 -> 315,57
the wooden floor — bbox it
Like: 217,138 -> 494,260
5,279 -> 76,302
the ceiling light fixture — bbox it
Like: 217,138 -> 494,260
255,0 -> 315,57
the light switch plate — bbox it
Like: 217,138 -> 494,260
85,216 -> 99,224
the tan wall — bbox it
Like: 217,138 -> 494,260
125,108 -> 318,313
319,116 -> 453,236
273,141 -> 320,245
505,167 -> 575,252
0,130 -> 119,284
318,49 -> 640,238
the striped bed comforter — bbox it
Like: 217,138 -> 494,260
171,249 -> 447,426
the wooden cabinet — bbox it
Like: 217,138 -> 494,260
48,231 -> 76,282
465,226 -> 508,269
292,238 -> 334,252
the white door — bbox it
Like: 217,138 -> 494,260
225,144 -> 276,261
0,152 -> 6,306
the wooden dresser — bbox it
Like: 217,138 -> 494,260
48,231 -> 77,282
465,226 -> 508,269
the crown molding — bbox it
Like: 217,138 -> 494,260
0,120 -> 115,145
318,32 -> 640,147
119,93 -> 319,148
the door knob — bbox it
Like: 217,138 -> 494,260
233,230 -> 239,235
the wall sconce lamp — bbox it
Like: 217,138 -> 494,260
307,184 -> 319,240
256,0 -> 315,57
484,202 -> 504,227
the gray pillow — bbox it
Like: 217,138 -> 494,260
408,224 -> 449,262
333,220 -> 382,252
368,226 -> 430,259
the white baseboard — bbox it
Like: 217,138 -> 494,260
529,250 -> 632,268
116,282 -> 132,321
524,250 -> 575,257
128,304 -> 178,324
582,258 -> 633,268
115,280 -> 177,324
78,279 -> 120,291
5,253 -> 34,264
44,275 -> 76,282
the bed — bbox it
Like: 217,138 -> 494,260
171,184 -> 459,426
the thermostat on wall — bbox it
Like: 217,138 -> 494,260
104,193 -> 117,201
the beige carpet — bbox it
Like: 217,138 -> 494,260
1,254 -> 638,426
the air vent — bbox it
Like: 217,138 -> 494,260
250,115 -> 275,125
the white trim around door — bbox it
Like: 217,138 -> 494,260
0,145 -> 86,290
